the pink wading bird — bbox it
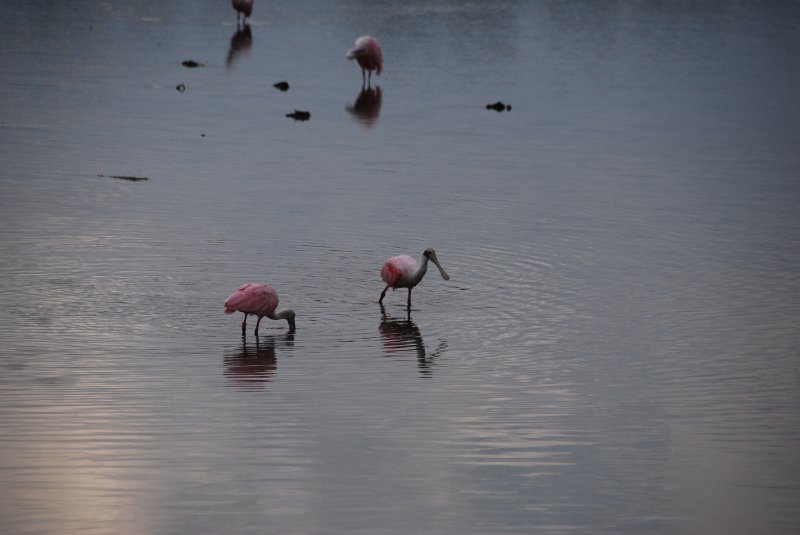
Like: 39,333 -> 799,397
224,283 -> 296,335
232,0 -> 253,25
346,35 -> 383,87
379,248 -> 450,308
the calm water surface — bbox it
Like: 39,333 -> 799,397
1,1 -> 799,533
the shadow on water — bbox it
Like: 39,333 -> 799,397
223,333 -> 294,388
379,305 -> 446,377
346,86 -> 382,127
226,24 -> 253,69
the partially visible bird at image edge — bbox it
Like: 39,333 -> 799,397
232,0 -> 253,24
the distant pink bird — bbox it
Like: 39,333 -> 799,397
347,35 -> 383,87
224,283 -> 296,335
232,0 -> 253,25
379,248 -> 450,308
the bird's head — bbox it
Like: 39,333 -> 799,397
347,36 -> 371,59
424,248 -> 450,281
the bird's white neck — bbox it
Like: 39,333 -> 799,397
420,251 -> 432,269
267,309 -> 293,321
411,252 -> 430,282
267,309 -> 296,331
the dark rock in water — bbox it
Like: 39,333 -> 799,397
182,60 -> 203,68
176,83 -> 186,92
486,101 -> 511,112
274,81 -> 290,91
97,174 -> 149,182
286,110 -> 310,121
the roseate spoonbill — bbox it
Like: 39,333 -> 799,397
232,0 -> 253,25
347,35 -> 383,86
224,283 -> 296,335
379,248 -> 450,307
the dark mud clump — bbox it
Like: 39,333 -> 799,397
274,81 -> 290,91
486,101 -> 511,112
97,174 -> 149,182
286,110 -> 310,121
182,60 -> 204,68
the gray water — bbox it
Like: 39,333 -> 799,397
1,1 -> 799,534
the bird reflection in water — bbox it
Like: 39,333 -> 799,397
379,305 -> 447,377
226,24 -> 253,69
223,333 -> 294,388
346,86 -> 382,127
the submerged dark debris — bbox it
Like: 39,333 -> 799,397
486,101 -> 511,112
176,83 -> 186,92
274,81 -> 290,91
286,110 -> 310,121
97,174 -> 149,182
182,60 -> 204,68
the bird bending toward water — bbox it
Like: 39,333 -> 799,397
224,283 -> 296,335
347,35 -> 383,87
379,248 -> 450,308
232,0 -> 253,26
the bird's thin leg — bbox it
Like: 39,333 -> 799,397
407,288 -> 412,309
379,285 -> 390,304
255,316 -> 263,337
241,313 -> 247,335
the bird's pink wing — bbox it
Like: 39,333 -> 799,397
368,38 -> 383,75
224,283 -> 278,315
381,255 -> 416,287
358,38 -> 383,74
224,283 -> 254,314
